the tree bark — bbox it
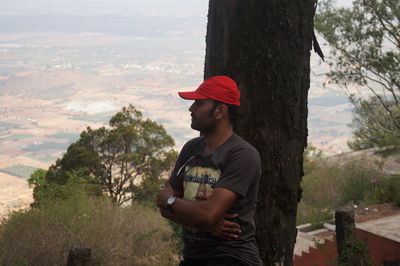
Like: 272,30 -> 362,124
335,209 -> 364,265
204,1 -> 315,264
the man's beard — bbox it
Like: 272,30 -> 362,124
191,114 -> 216,135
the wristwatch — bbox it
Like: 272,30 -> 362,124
167,195 -> 176,212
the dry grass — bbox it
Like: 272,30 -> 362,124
0,190 -> 176,266
297,158 -> 385,226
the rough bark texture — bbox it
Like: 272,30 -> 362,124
335,209 -> 363,265
204,0 -> 315,264
335,209 -> 357,258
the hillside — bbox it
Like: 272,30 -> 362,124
2,148 -> 399,220
0,4 -> 369,220
0,172 -> 32,220
326,148 -> 400,175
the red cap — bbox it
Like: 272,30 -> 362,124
178,76 -> 240,106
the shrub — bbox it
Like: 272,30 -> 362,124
301,163 -> 346,209
29,169 -> 103,208
299,156 -> 385,225
0,186 -> 176,265
296,202 -> 333,227
373,175 -> 400,206
338,159 -> 384,205
338,236 -> 373,266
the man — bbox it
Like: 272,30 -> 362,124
157,76 -> 262,266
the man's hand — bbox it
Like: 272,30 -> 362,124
204,213 -> 241,240
157,180 -> 174,209
157,181 -> 239,229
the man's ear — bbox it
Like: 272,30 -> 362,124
215,104 -> 228,120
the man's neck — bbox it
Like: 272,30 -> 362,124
203,128 -> 233,153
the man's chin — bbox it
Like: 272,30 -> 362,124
192,123 -> 207,135
190,123 -> 200,131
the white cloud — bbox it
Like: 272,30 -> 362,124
65,101 -> 118,114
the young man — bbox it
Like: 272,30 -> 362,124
157,76 -> 262,266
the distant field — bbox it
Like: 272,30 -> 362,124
72,112 -> 114,123
36,85 -> 75,100
0,66 -> 31,77
22,141 -> 69,152
0,121 -> 22,130
48,131 -> 79,142
36,154 -> 57,162
1,133 -> 32,141
0,164 -> 37,179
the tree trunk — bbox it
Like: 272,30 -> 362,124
204,1 -> 315,264
335,209 -> 365,265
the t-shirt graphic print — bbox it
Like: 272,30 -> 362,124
179,158 -> 223,243
182,166 -> 220,201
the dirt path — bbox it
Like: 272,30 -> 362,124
0,172 -> 33,220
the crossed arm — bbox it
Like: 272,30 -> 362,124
156,182 -> 241,240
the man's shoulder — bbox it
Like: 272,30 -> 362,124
182,135 -> 206,152
229,134 -> 260,156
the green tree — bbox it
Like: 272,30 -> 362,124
34,105 -> 177,206
28,168 -> 47,187
315,0 -> 400,149
29,168 -> 103,207
28,169 -> 51,207
347,96 -> 400,150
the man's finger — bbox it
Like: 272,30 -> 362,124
220,232 -> 239,240
222,227 -> 241,234
223,213 -> 238,219
227,233 -> 239,239
222,219 -> 240,228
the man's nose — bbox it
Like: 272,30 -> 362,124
189,102 -> 195,112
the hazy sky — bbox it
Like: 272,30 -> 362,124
337,0 -> 353,7
0,0 -> 352,16
0,0 -> 209,16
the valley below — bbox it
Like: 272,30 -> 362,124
0,14 -> 354,217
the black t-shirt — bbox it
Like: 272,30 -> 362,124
169,133 -> 263,266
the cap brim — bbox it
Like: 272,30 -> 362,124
178,91 -> 208,100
